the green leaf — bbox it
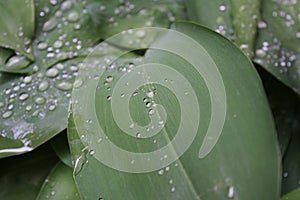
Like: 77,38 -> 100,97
51,130 -> 73,167
68,22 -> 280,199
0,47 -> 14,66
185,0 -> 234,39
0,142 -> 58,200
0,0 -> 34,59
229,0 -> 261,56
185,0 -> 260,56
87,0 -> 185,48
37,162 -> 80,200
282,188 -> 300,200
262,0 -> 300,53
254,1 -> 300,96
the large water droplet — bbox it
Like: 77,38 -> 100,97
23,76 -> 32,84
42,18 -> 58,32
55,81 -> 73,91
53,40 -> 63,49
19,93 -> 29,101
67,11 -> 80,22
6,55 -> 30,70
61,0 -> 72,11
2,111 -> 13,119
46,67 -> 59,78
227,186 -> 235,198
34,96 -> 46,105
37,42 -> 48,50
38,81 -> 50,91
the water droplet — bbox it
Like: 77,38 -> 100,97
169,179 -> 173,184
46,67 -> 59,78
146,91 -> 154,98
170,187 -> 175,193
55,81 -> 73,91
53,40 -> 63,49
0,102 -> 4,108
106,75 -> 113,82
219,5 -> 226,11
34,96 -> 46,105
107,96 -> 111,101
67,11 -> 80,22
148,109 -> 154,115
23,76 -> 32,83
136,132 -> 141,138
38,81 -> 49,91
6,55 -> 30,70
89,150 -> 95,156
61,0 -> 72,10
25,105 -> 32,111
42,17 -> 58,32
227,186 -> 235,198
19,93 -> 29,101
130,160 -> 135,164
135,30 -> 146,38
283,172 -> 289,177
158,169 -> 164,175
73,79 -> 83,88
2,111 -> 13,119
37,42 -> 48,50
49,104 -> 56,111
50,191 -> 56,196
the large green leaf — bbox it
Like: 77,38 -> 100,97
68,22 -> 280,199
37,162 -> 80,200
0,0 -> 34,59
254,0 -> 300,96
0,142 -> 58,200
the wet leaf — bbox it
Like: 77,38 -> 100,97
254,1 -> 300,96
68,22 -> 280,199
37,162 -> 80,200
0,0 -> 34,59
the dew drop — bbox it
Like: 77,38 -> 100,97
170,187 -> 175,193
2,111 -> 13,119
53,40 -> 63,49
46,67 -> 59,78
73,79 -> 83,88
6,55 -> 30,70
135,30 -> 146,38
42,17 -> 58,32
61,0 -> 72,10
34,96 -> 46,105
158,169 -> 164,175
107,96 -> 111,101
89,150 -> 95,156
227,186 -> 235,198
23,76 -> 32,83
106,75 -> 113,82
38,81 -> 49,92
146,91 -> 154,98
25,105 -> 32,111
55,81 -> 73,91
49,104 -> 56,111
37,42 -> 48,50
67,11 -> 80,22
148,109 -> 154,115
19,93 -> 29,101
50,191 -> 56,196
136,132 -> 141,138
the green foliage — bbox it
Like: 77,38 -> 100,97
0,0 -> 299,199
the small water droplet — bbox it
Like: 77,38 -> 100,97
42,17 -> 58,32
38,81 -> 49,91
73,79 -> 83,88
136,132 -> 141,138
55,81 -> 73,91
53,40 -> 63,49
37,42 -> 48,50
106,75 -> 113,82
49,104 -> 56,111
146,91 -> 154,98
67,11 -> 80,22
107,96 -> 111,101
89,150 -> 95,156
2,111 -> 13,119
148,109 -> 154,115
170,187 -> 175,193
61,0 -> 72,10
19,93 -> 29,101
34,96 -> 46,105
50,191 -> 56,196
227,186 -> 235,198
23,76 -> 32,83
158,169 -> 164,175
46,67 -> 59,78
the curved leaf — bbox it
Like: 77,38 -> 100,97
37,162 -> 80,200
0,0 -> 34,59
0,143 -> 58,200
51,131 -> 72,167
254,1 -> 300,95
68,22 -> 280,199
